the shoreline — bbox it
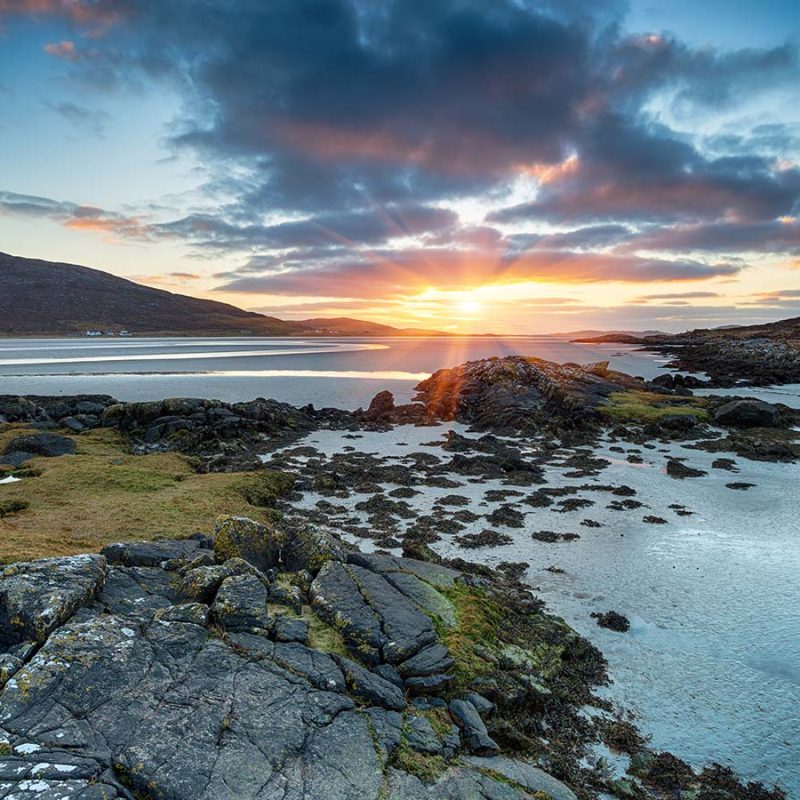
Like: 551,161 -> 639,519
1,355 -> 798,798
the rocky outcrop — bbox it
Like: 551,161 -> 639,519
0,524 -> 594,800
413,356 -> 647,433
576,316 -> 800,387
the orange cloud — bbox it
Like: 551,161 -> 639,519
520,154 -> 579,184
0,0 -> 121,35
43,40 -> 80,60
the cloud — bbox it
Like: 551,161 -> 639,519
621,219 -> 800,254
217,247 -> 739,297
43,40 -> 80,60
4,0 -> 799,304
46,101 -> 109,136
635,291 -> 721,301
0,0 -> 123,35
0,190 -> 148,240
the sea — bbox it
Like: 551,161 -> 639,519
0,335 -> 692,408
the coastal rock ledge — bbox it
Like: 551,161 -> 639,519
0,517 -> 591,800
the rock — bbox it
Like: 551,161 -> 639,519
213,515 -> 282,572
397,644 -> 454,678
714,399 -> 780,428
283,525 -> 352,573
2,433 -> 76,460
211,574 -> 272,633
346,564 -> 438,664
0,555 -> 105,646
332,655 -> 407,710
448,699 -> 500,755
102,537 -> 207,568
179,564 -> 235,603
455,529 -> 514,549
273,615 -> 309,643
0,751 -> 130,798
666,459 -> 707,479
310,561 -> 384,665
366,390 -> 395,419
414,355 -> 648,433
591,610 -> 630,632
383,571 -> 458,628
0,614 -> 385,800
658,414 -> 698,431
462,756 -> 578,800
462,692 -> 495,717
404,673 -> 455,695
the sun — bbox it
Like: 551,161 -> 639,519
458,299 -> 481,315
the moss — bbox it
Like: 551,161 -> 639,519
234,472 -> 294,507
436,583 -> 502,690
304,607 -> 349,657
0,424 -> 293,563
601,391 -> 709,425
390,715 -> 448,784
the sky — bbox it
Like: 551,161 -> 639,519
0,0 -> 798,334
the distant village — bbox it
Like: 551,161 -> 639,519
83,330 -> 133,337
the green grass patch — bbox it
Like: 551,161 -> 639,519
437,583 -> 503,690
601,390 -> 709,425
0,425 -> 293,563
304,607 -> 349,657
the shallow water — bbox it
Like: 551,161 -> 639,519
269,425 -> 800,795
0,335 -> 684,408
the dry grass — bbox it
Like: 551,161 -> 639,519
0,425 -> 292,563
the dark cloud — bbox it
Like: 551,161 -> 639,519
622,220 -> 800,254
5,0 -> 800,299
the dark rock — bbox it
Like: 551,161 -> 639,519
332,654 -> 407,710
658,414 -> 698,431
211,574 -> 272,633
414,355 -> 648,433
272,614 -> 309,643
666,459 -> 707,478
2,432 -> 76,460
0,555 -> 105,646
448,699 -> 500,755
397,644 -> 454,678
713,399 -> 780,428
591,610 -> 631,632
101,537 -> 206,568
455,529 -> 513,549
310,561 -> 384,665
404,673 -> 455,695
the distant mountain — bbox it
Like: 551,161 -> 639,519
564,329 -> 667,339
0,252 -> 445,337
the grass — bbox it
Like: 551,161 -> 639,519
436,583 -> 503,690
600,390 -> 709,425
0,425 -> 293,563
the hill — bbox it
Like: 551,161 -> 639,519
0,252 -> 443,337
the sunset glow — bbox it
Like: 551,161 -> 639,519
0,1 -> 798,333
